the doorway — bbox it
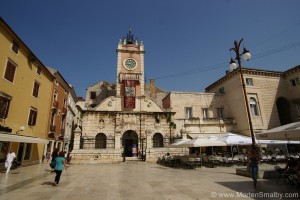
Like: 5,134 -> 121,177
276,97 -> 292,125
122,130 -> 138,157
17,143 -> 24,164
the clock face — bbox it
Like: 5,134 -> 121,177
123,58 -> 137,70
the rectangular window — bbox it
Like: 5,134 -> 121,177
24,143 -> 32,160
53,90 -> 58,101
63,98 -> 67,108
32,81 -> 40,98
90,92 -> 96,99
219,87 -> 225,94
0,94 -> 11,119
37,66 -> 42,75
50,111 -> 55,126
12,41 -> 19,54
290,77 -> 300,87
246,78 -> 254,86
217,108 -> 224,119
203,108 -> 209,119
4,60 -> 17,83
28,108 -> 37,126
185,107 -> 192,119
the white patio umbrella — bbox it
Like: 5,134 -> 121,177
216,133 -> 252,159
179,136 -> 226,148
256,122 -> 300,141
176,136 -> 226,166
171,138 -> 191,147
218,133 -> 253,145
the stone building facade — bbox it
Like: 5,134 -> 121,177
72,30 -> 300,163
162,92 -> 237,138
72,30 -> 183,163
205,66 -> 300,137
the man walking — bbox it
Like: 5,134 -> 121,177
5,148 -> 16,174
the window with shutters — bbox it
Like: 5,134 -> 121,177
0,95 -> 11,119
4,60 -> 17,83
12,41 -> 19,54
28,108 -> 37,126
37,66 -> 42,75
32,81 -> 40,98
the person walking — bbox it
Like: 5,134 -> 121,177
248,149 -> 259,188
49,148 -> 59,171
52,151 -> 67,186
51,148 -> 59,162
5,148 -> 16,174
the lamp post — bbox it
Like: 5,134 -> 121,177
16,126 -> 25,135
229,39 -> 256,149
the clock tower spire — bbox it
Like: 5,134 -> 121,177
116,29 -> 145,110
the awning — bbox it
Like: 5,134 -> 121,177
256,122 -> 300,141
0,132 -> 48,144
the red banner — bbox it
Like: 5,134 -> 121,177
124,80 -> 136,109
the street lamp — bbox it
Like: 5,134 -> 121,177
229,39 -> 256,149
16,126 -> 25,135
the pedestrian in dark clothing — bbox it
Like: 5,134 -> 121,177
52,151 -> 67,186
51,148 -> 59,162
248,149 -> 259,188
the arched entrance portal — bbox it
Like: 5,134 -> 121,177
122,130 -> 138,157
276,97 -> 292,125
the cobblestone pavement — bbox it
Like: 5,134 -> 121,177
0,162 -> 299,200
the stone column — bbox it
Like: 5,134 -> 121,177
115,129 -> 121,149
146,129 -> 152,149
73,127 -> 82,150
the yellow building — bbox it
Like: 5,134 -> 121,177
0,17 -> 53,168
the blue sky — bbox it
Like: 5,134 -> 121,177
1,0 -> 300,98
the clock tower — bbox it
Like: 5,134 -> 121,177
116,29 -> 145,109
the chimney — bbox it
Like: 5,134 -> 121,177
226,70 -> 230,75
149,79 -> 157,100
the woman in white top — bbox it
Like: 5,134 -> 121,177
5,149 -> 16,174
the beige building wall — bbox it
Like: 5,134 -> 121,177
0,18 -> 53,166
205,68 -> 299,137
163,91 -> 236,136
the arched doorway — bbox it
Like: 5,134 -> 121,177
276,97 -> 292,125
95,133 -> 106,149
122,130 -> 138,157
153,133 -> 164,147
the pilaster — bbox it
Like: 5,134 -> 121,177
73,127 -> 82,150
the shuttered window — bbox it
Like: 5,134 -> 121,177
4,60 -> 16,83
32,81 -> 40,98
0,95 -> 11,118
28,108 -> 37,126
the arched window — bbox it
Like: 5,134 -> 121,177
249,98 -> 259,116
95,133 -> 106,149
153,133 -> 164,148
